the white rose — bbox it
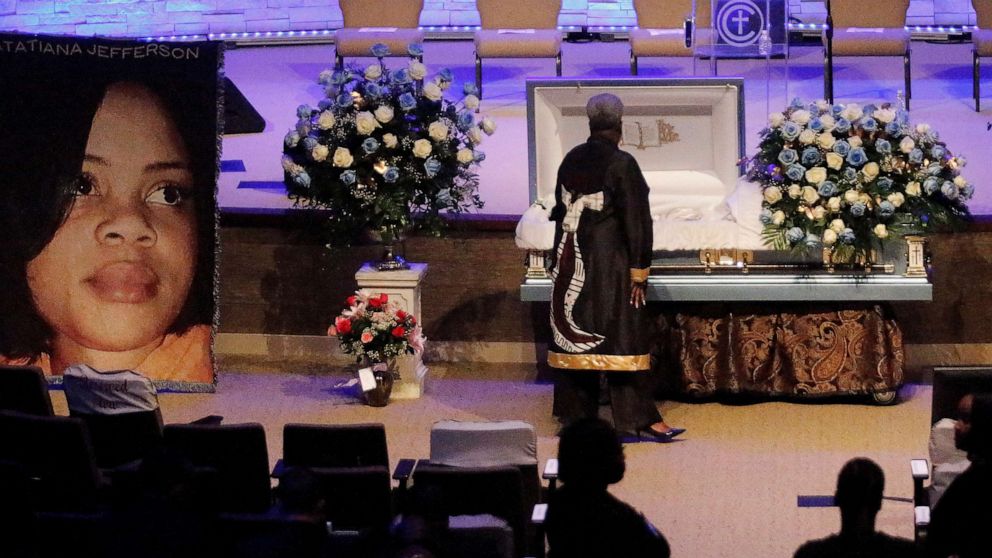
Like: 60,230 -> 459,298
412,138 -> 433,158
769,112 -> 786,128
802,185 -> 821,204
467,127 -> 483,145
859,193 -> 872,205
428,121 -> 449,142
423,81 -> 443,101
311,143 -> 329,162
816,132 -> 836,150
849,136 -> 863,148
954,156 -> 967,168
763,187 -> 783,204
819,114 -> 835,131
281,155 -> 301,174
873,108 -> 896,123
899,136 -> 915,154
954,175 -> 967,187
844,190 -> 860,204
464,94 -> 480,110
825,152 -> 844,170
887,192 -> 905,207
456,148 -> 475,164
916,123 -> 931,135
905,181 -> 921,197
788,184 -> 802,199
374,105 -> 394,123
823,228 -> 838,246
830,219 -> 846,233
408,61 -> 427,80
840,103 -> 863,122
811,206 -> 827,220
862,162 -> 880,181
332,146 -> 354,167
364,64 -> 382,80
827,197 -> 841,212
790,109 -> 812,125
772,210 -> 786,225
874,224 -> 889,239
799,129 -> 817,145
382,133 -> 398,148
317,111 -> 336,130
355,111 -> 378,135
816,99 -> 831,112
805,167 -> 827,186
481,117 -> 497,135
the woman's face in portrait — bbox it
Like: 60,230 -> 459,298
26,82 -> 198,366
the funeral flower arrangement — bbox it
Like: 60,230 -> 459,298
282,43 -> 493,241
747,98 -> 973,261
328,290 -> 425,365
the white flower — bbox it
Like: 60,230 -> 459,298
412,138 -> 433,158
899,136 -> 915,154
862,162 -> 880,181
428,121 -> 449,141
311,143 -> 329,162
408,61 -> 427,80
423,81 -> 443,101
830,219 -> 846,233
456,148 -> 475,164
905,181 -> 921,197
816,99 -> 831,112
954,156 -> 967,168
874,224 -> 889,239
849,136 -> 863,148
887,192 -> 905,207
823,228 -> 838,246
825,152 -> 844,170
332,147 -> 354,167
844,190 -> 860,204
281,155 -> 302,174
805,167 -> 827,185
819,114 -> 836,131
816,132 -> 836,150
916,123 -> 931,135
464,94 -> 480,110
769,112 -> 786,128
481,117 -> 497,135
790,109 -> 812,125
382,133 -> 398,148
355,111 -> 378,135
859,192 -> 872,205
772,210 -> 786,225
873,108 -> 896,123
763,187 -> 783,203
374,105 -> 394,123
788,184 -> 802,199
365,64 -> 382,80
317,111 -> 336,130
811,206 -> 827,220
954,175 -> 967,187
467,127 -> 483,145
799,129 -> 817,145
827,197 -> 841,212
802,185 -> 820,204
840,103 -> 863,122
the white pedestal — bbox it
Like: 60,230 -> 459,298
355,263 -> 429,399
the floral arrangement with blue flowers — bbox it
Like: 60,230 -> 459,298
747,98 -> 972,262
282,43 -> 493,241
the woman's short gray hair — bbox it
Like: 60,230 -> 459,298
586,93 -> 624,131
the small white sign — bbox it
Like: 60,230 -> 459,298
358,367 -> 377,392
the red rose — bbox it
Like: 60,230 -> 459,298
368,296 -> 383,309
396,310 -> 407,320
391,326 -> 406,338
380,293 -> 389,303
346,295 -> 357,307
334,317 -> 352,335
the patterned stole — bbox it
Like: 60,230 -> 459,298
550,189 -> 605,353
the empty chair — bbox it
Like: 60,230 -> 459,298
281,422 -> 388,470
334,0 -> 425,70
0,364 -> 54,416
163,422 -> 272,513
474,0 -> 562,99
973,0 -> 992,111
629,0 -> 713,75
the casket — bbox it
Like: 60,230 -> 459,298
516,77 -> 932,302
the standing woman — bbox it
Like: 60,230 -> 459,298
548,93 -> 684,441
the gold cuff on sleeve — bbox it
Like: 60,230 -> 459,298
630,268 -> 650,283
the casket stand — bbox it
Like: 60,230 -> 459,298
518,78 -> 931,401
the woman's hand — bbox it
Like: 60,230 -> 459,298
629,280 -> 646,309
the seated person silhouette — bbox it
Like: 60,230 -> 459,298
794,457 -> 920,558
545,417 -> 670,558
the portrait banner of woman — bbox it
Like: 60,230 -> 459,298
0,33 -> 221,391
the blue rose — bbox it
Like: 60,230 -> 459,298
833,140 -> 851,156
923,177 -> 940,194
863,103 -> 878,115
362,137 -> 380,154
833,118 -> 851,133
790,97 -> 805,108
364,83 -> 382,98
438,68 -> 454,82
860,117 -> 878,132
931,145 -> 946,160
832,104 -> 844,116
392,69 -> 411,85
464,82 -> 480,96
786,227 -> 805,244
801,147 -> 821,166
759,208 -> 774,225
846,147 -> 868,167
424,157 -> 443,178
850,202 -> 866,217
927,163 -> 943,176
340,170 -> 356,185
809,117 -> 824,132
874,139 -> 891,154
331,70 -> 348,85
786,164 -> 806,181
843,167 -> 858,181
317,98 -> 333,111
805,233 -> 821,248
778,148 -> 798,165
781,121 -> 801,141
908,148 -> 923,164
885,121 -> 901,136
383,167 -> 399,183
283,130 -> 300,148
456,111 -> 475,132
398,92 -> 417,111
962,183 -> 975,199
407,43 -> 424,57
876,177 -> 894,192
370,43 -> 390,58
296,104 -> 312,119
941,181 -> 958,199
818,181 -> 837,197
294,170 -> 311,188
473,150 -> 486,162
839,228 -> 856,244
302,137 -> 317,151
877,200 -> 895,217
336,93 -> 353,109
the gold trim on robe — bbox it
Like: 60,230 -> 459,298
548,351 -> 650,371
629,267 -> 650,283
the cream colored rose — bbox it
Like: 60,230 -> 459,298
805,167 -> 827,185
382,133 -> 398,148
811,206 -> 826,220
799,129 -> 817,145
311,143 -> 329,162
423,81 -> 443,101
467,127 -> 483,145
802,185 -> 820,204
481,117 -> 497,135
905,181 -> 921,197
899,136 -> 915,154
874,224 -> 889,239
816,99 -> 831,112
428,121 -> 449,142
830,218 -> 846,233
464,94 -> 480,110
412,138 -> 433,158
887,192 -> 905,207
456,148 -> 475,164
364,64 -> 382,80
772,210 -> 786,225
859,193 -> 872,205
332,147 -> 354,167
954,156 -> 967,168
317,111 -> 336,130
763,187 -> 783,203
840,103 -> 863,122
769,112 -> 786,128
823,228 -> 838,246
954,175 -> 967,187
825,152 -> 844,170
374,105 -> 394,124
844,190 -> 860,204
873,108 -> 896,123
790,109 -> 812,125
408,61 -> 427,80
819,114 -> 836,131
788,184 -> 802,199
862,162 -> 880,181
828,197 -> 841,212
916,123 -> 931,134
816,132 -> 836,150
355,111 -> 378,135
849,136 -> 863,148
